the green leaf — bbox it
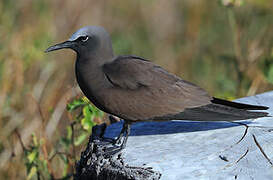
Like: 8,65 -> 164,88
32,133 -> 38,147
88,104 -> 104,117
66,98 -> 86,112
27,166 -> 37,180
81,106 -> 95,131
60,137 -> 71,148
74,132 -> 88,146
82,96 -> 90,103
66,126 -> 72,140
27,151 -> 38,163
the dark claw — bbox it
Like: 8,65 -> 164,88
114,121 -> 131,149
89,121 -> 131,157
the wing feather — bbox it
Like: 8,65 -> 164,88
102,56 -> 212,121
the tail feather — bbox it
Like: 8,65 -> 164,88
212,97 -> 269,110
177,104 -> 269,121
151,101 -> 269,122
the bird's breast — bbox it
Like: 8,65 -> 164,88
75,61 -> 109,112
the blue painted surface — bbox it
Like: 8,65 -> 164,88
104,120 -> 246,137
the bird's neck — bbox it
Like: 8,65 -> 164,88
75,55 -> 111,110
75,55 -> 109,89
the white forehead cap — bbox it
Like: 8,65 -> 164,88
68,26 -> 107,41
69,26 -> 92,41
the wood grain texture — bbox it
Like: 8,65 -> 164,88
75,124 -> 161,180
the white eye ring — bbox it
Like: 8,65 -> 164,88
81,36 -> 89,42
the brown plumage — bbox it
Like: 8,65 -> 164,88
102,55 -> 210,121
102,55 -> 268,122
46,26 -> 269,150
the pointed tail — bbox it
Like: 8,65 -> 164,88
153,97 -> 269,122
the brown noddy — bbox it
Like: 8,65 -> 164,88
45,26 -> 269,151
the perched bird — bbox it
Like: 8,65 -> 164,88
46,26 -> 269,151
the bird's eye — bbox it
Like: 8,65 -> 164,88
78,36 -> 89,42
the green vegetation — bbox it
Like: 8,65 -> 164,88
18,97 -> 103,179
0,0 -> 272,179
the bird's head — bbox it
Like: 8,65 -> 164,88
45,26 -> 113,59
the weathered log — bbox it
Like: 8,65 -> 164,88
74,124 -> 161,180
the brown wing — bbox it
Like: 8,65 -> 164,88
102,55 -> 212,121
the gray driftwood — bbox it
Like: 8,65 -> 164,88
74,124 -> 161,180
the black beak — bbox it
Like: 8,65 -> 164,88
45,41 -> 75,53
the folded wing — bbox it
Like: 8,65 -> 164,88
103,55 -> 212,121
102,55 -> 268,121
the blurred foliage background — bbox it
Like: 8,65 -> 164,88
0,0 -> 272,179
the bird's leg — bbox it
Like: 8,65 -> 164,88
103,122 -> 131,157
115,122 -> 127,145
115,121 -> 131,147
91,123 -> 115,146
90,121 -> 131,157
121,122 -> 131,149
